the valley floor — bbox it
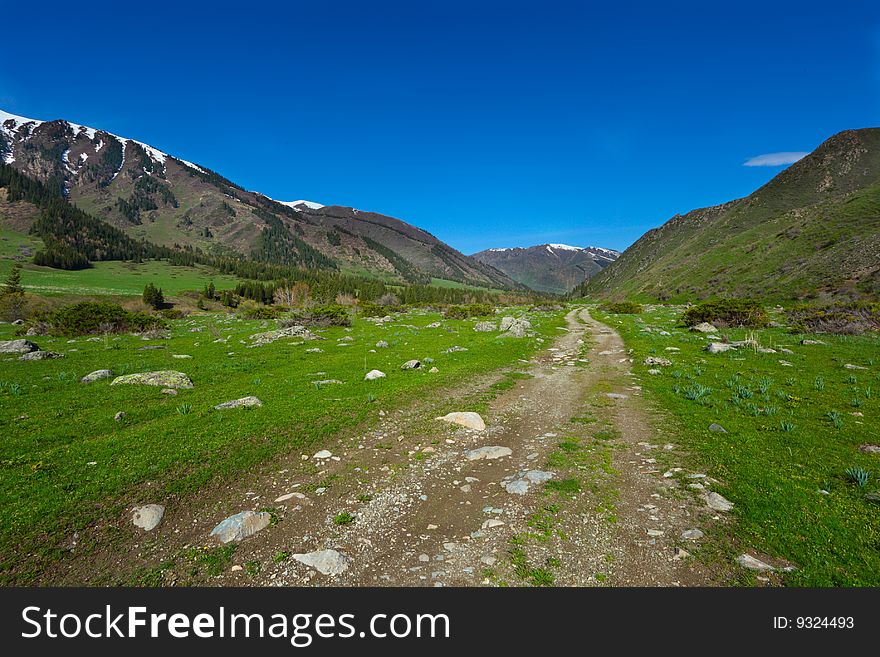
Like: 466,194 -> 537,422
46,309 -> 726,587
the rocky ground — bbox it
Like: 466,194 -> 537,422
52,309 -> 730,586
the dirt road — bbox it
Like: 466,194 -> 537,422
64,308 -> 721,586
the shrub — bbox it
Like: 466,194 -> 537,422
681,298 -> 769,328
236,300 -> 279,319
159,308 -> 187,319
601,301 -> 642,314
31,302 -> 166,336
142,283 -> 165,310
787,303 -> 880,335
283,304 -> 351,327
444,303 -> 494,319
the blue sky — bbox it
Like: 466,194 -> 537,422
2,0 -> 879,253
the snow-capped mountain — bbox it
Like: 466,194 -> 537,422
0,108 -> 517,289
472,243 -> 621,293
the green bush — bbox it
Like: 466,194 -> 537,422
787,303 -> 880,335
236,300 -> 279,319
284,304 -> 351,327
444,303 -> 494,319
601,301 -> 642,314
32,302 -> 167,336
681,298 -> 769,328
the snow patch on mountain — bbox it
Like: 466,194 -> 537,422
279,200 -> 325,210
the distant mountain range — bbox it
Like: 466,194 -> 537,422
472,243 -> 620,293
0,109 -> 516,289
580,128 -> 880,302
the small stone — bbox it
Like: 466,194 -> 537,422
365,370 -> 386,380
131,504 -> 165,531
646,529 -> 665,537
480,555 -> 496,566
161,388 -> 178,396
313,450 -> 332,459
438,412 -> 487,431
708,423 -> 727,433
481,519 -> 505,529
114,411 -> 127,422
859,444 -> 880,455
210,510 -> 272,543
401,359 -> 421,370
464,445 -> 511,461
292,549 -> 351,576
737,554 -> 775,572
704,491 -> 734,512
681,529 -> 704,540
505,480 -> 529,495
80,369 -> 113,383
214,396 -> 262,409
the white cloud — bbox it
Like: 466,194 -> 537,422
743,151 -> 809,167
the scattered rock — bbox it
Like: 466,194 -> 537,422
499,317 -> 532,338
438,412 -> 486,431
474,321 -> 496,332
19,351 -> 64,361
708,423 -> 727,433
313,450 -> 332,459
648,369 -> 662,375
859,444 -> 880,455
215,396 -> 263,410
365,370 -> 386,380
481,519 -> 505,529
704,491 -> 734,512
844,363 -> 867,370
114,411 -> 127,422
465,445 -> 511,460
525,470 -> 554,483
444,346 -> 468,353
644,357 -> 672,366
401,359 -> 421,370
111,371 -> 193,389
737,554 -> 775,572
681,528 -> 704,540
504,480 -> 529,495
690,322 -> 717,333
248,326 -> 319,346
705,342 -> 736,354
161,388 -> 177,395
0,339 -> 40,354
800,339 -> 825,345
210,510 -> 272,543
292,549 -> 351,576
429,366 -> 439,373
132,504 -> 165,531
375,340 -> 389,348
80,369 -> 113,383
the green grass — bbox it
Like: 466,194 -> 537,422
0,257 -> 241,297
593,304 -> 880,586
0,306 -> 566,583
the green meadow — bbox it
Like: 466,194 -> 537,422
0,307 -> 565,583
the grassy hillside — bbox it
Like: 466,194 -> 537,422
582,129 -> 880,302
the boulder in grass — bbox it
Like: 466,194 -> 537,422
81,369 -> 114,383
690,322 -> 717,333
474,321 -> 496,332
111,370 -> 194,389
0,339 -> 40,354
214,396 -> 263,410
401,360 -> 421,370
19,351 -> 64,361
705,343 -> 736,354
365,370 -> 386,380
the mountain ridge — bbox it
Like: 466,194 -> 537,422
472,243 -> 620,294
0,108 -> 518,290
